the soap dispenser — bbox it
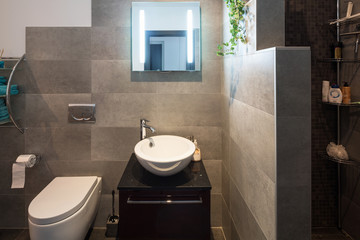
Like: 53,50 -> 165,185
192,139 -> 201,161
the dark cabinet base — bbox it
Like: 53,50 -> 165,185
118,190 -> 210,240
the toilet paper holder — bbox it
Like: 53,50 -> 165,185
16,154 -> 41,168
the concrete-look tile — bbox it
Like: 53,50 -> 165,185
0,128 -> 25,161
229,180 -> 267,240
277,116 -> 311,187
25,126 -> 91,161
202,26 -> 222,61
156,94 -> 221,127
91,127 -> 138,161
92,93 -> 157,127
200,0 -> 222,29
221,164 -> 230,207
256,0 -> 285,50
204,160 -> 222,194
277,185 -> 311,240
229,138 -> 275,240
156,60 -> 221,94
0,195 -> 26,228
155,126 -> 222,160
94,193 -> 119,227
276,48 -> 311,118
0,160 -> 24,195
46,160 -> 127,194
24,159 -> 54,195
221,199 -> 231,240
25,60 -> 91,94
26,27 -> 91,60
92,0 -> 131,27
131,71 -> 202,82
211,193 -> 222,227
221,129 -> 230,171
92,60 -> 157,93
230,50 -> 275,115
229,99 -> 276,181
91,27 -> 130,60
25,94 -> 91,127
211,227 -> 225,240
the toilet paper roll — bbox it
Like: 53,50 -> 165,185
11,154 -> 37,189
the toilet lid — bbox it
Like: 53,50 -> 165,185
28,176 -> 98,225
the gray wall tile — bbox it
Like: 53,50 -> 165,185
92,0 -> 131,27
92,93 -> 157,127
91,27 -> 130,60
0,195 -> 26,228
91,127 -> 139,161
26,27 -> 91,60
25,94 -> 91,127
204,160 -> 222,194
25,60 -> 92,94
0,128 -> 25,161
92,60 -> 157,93
25,126 -> 91,161
211,193 -> 222,227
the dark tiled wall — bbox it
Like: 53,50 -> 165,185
285,0 -> 338,227
0,0 -> 223,228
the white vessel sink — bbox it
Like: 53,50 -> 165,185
134,135 -> 196,176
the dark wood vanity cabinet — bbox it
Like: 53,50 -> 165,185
117,154 -> 212,240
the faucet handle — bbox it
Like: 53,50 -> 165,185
141,118 -> 150,123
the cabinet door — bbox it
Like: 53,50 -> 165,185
118,190 -> 210,240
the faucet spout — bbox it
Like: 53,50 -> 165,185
140,119 -> 156,140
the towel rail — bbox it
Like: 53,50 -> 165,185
5,54 -> 25,134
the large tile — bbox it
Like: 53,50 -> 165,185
92,60 -> 156,93
276,48 -> 311,118
229,99 -> 276,181
46,160 -> 127,194
221,164 -> 230,207
0,128 -> 25,161
24,159 -> 54,195
92,0 -> 131,27
211,193 -> 222,227
0,195 -> 26,228
156,60 -> 221,94
277,185 -> 311,240
91,27 -> 130,60
156,94 -> 221,127
25,60 -> 91,94
256,0 -> 285,50
204,160 -> 222,194
229,180 -> 267,240
25,126 -> 91,161
155,126 -> 222,160
91,127 -> 138,161
221,199 -> 231,240
26,27 -> 91,60
25,94 -> 91,127
92,93 -> 157,127
277,116 -> 311,187
229,138 -> 275,240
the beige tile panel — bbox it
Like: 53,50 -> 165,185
204,160 -> 222,194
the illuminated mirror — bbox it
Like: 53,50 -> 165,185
132,2 -> 201,72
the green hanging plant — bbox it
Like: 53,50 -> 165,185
217,0 -> 248,56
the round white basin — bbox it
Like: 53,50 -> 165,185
134,135 -> 196,176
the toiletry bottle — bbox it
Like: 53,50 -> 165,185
342,82 -> 351,104
322,80 -> 330,102
192,139 -> 201,161
334,42 -> 343,59
329,84 -> 343,103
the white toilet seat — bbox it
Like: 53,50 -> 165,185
28,176 -> 98,225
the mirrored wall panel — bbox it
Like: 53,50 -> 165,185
132,2 -> 201,72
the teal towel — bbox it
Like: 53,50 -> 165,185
0,116 -> 9,122
0,85 -> 17,90
0,89 -> 19,95
0,77 -> 6,84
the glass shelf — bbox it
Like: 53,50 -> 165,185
322,101 -> 360,107
320,152 -> 360,167
319,58 -> 360,63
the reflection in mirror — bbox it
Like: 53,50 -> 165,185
132,2 -> 201,72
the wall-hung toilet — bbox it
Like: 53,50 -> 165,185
28,176 -> 102,240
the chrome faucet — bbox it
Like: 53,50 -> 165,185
140,119 -> 156,140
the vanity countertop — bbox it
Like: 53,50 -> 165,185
117,153 -> 211,191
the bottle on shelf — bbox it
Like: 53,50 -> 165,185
329,84 -> 343,103
342,82 -> 351,104
322,80 -> 330,102
334,42 -> 343,59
